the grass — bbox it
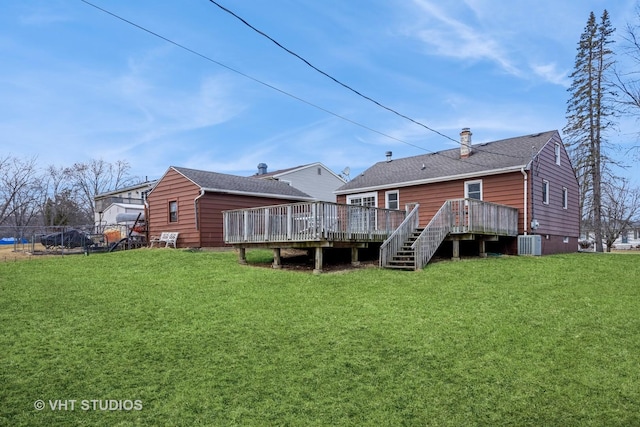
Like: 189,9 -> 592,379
1,249 -> 639,426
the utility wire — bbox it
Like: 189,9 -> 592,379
79,0 -> 432,152
80,0 -> 522,166
206,0 -> 529,160
207,0 -> 460,145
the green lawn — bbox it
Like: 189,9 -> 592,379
1,250 -> 639,426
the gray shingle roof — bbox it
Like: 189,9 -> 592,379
336,130 -> 559,193
172,166 -> 313,199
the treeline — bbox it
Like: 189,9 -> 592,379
0,156 -> 139,228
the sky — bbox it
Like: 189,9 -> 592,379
1,0 -> 639,186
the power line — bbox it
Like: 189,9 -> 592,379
79,0 -> 432,153
206,0 -> 529,160
207,0 -> 460,146
80,0 -> 521,166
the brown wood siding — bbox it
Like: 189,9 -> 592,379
149,168 -> 309,248
147,169 -> 202,248
198,194 -> 303,247
529,133 -> 580,254
340,172 -> 527,231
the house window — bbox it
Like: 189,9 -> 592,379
562,187 -> 568,209
385,190 -> 399,210
465,180 -> 482,200
317,167 -> 322,175
347,192 -> 377,207
622,231 -> 629,244
542,180 -> 549,205
563,236 -> 569,244
169,200 -> 178,222
555,143 -> 561,165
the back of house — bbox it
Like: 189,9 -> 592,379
335,129 -> 580,256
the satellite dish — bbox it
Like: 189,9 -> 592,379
341,166 -> 351,181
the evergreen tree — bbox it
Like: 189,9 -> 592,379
563,10 -> 616,252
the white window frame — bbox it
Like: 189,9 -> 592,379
346,192 -> 378,207
562,187 -> 568,209
385,190 -> 399,210
169,200 -> 178,222
464,180 -> 483,200
542,180 -> 550,205
555,143 -> 561,165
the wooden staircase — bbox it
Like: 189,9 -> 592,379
385,228 -> 423,270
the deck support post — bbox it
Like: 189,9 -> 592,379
238,247 -> 247,264
272,248 -> 282,269
351,247 -> 360,266
452,239 -> 461,261
313,247 -> 323,274
479,239 -> 487,258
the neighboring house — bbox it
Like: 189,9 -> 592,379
252,162 -> 346,202
335,128 -> 580,257
94,180 -> 157,231
147,166 -> 314,248
614,223 -> 640,249
581,221 -> 640,250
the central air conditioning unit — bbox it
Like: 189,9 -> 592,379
518,235 -> 542,256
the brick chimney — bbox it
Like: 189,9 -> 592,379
460,128 -> 472,159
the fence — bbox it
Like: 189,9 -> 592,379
0,224 -> 138,258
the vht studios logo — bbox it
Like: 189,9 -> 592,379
34,399 -> 143,411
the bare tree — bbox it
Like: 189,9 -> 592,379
67,159 -> 138,223
614,3 -> 640,156
0,155 -> 43,227
42,165 -> 77,226
601,178 -> 640,251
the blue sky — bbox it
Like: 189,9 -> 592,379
1,0 -> 638,185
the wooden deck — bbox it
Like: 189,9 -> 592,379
381,199 -> 519,270
223,201 -> 406,272
224,199 -> 518,272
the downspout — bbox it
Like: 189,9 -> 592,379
194,189 -> 205,231
144,199 -> 150,244
521,167 -> 528,235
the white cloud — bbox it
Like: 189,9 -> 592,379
531,62 -> 570,87
409,0 -> 521,76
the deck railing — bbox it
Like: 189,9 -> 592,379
412,199 -> 519,270
224,201 -> 406,244
448,198 -> 519,236
412,202 -> 452,270
379,203 -> 420,267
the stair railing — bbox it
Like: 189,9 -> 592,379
379,203 -> 420,268
412,201 -> 452,270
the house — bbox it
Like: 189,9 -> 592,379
581,221 -> 640,250
335,129 -> 580,261
147,166 -> 314,248
252,162 -> 346,202
613,222 -> 640,249
94,180 -> 157,232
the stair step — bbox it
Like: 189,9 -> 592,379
384,264 -> 415,270
382,227 -> 425,271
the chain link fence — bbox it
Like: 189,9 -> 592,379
0,224 -> 147,260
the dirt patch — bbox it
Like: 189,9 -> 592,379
0,243 -> 85,262
251,249 -> 379,273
